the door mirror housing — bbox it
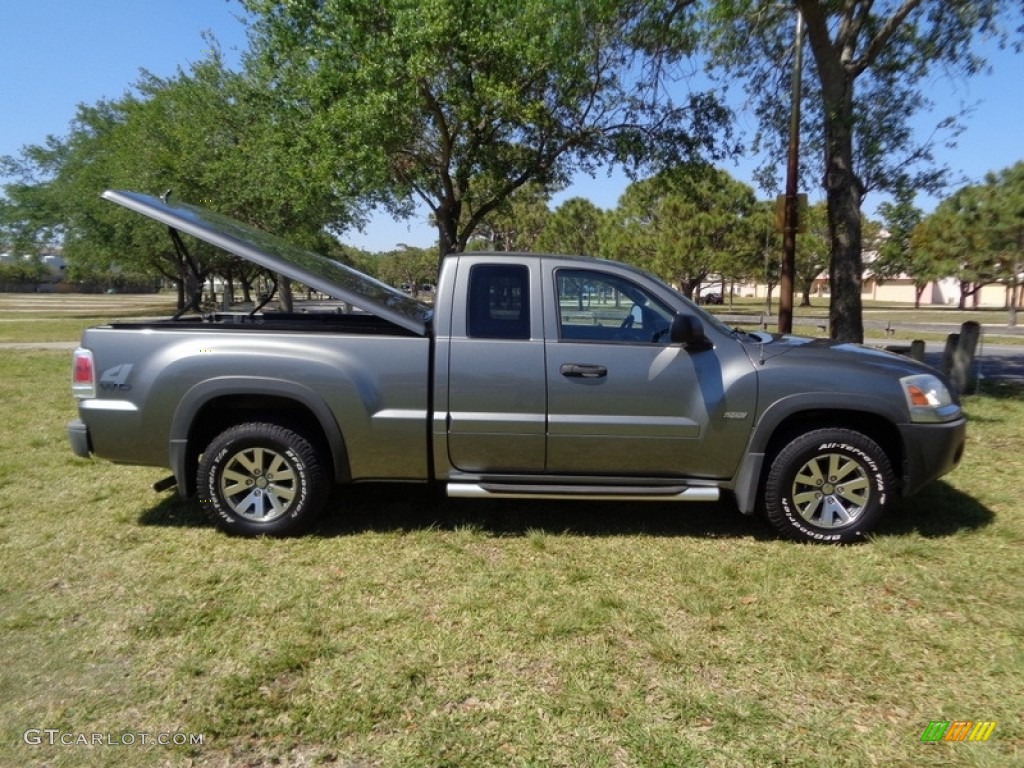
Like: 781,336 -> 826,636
670,313 -> 710,350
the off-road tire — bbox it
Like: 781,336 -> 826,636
197,422 -> 328,536
765,428 -> 894,544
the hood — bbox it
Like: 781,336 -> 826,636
102,189 -> 431,335
743,332 -> 936,375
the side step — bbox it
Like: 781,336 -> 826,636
447,482 -> 719,503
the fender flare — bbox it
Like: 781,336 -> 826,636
168,376 -> 350,496
731,392 -> 906,514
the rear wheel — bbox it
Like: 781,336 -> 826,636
197,422 -> 328,536
764,428 -> 894,543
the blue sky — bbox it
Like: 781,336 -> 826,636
2,0 -> 1022,252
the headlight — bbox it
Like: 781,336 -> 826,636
900,374 -> 960,423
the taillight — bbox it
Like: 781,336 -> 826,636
72,348 -> 96,399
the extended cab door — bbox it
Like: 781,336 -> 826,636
544,266 -> 718,477
444,257 -> 547,473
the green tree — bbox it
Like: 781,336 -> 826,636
240,0 -> 731,265
1,49 -> 358,309
536,197 -> 606,257
470,184 -> 552,252
0,256 -> 48,288
874,187 -> 942,308
874,188 -> 923,282
1,97 -> 183,296
689,0 -> 1024,342
895,217 -> 953,309
373,246 -> 438,296
794,201 -> 830,307
980,163 -> 1024,325
907,210 -> 964,308
911,186 -> 998,310
607,166 -> 758,298
729,200 -> 785,314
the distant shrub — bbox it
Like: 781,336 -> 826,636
0,260 -> 48,290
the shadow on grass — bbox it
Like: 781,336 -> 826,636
137,483 -> 775,540
970,379 -> 1024,399
877,480 -> 994,538
138,494 -> 213,529
320,481 -> 995,541
137,479 -> 993,541
136,481 -> 991,540
316,485 -> 781,539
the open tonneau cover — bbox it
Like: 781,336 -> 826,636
102,189 -> 432,336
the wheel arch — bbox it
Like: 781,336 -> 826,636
761,410 -> 903,480
169,378 -> 350,497
733,396 -> 906,515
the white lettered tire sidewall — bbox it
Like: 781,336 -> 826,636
765,429 -> 894,544
197,422 -> 328,536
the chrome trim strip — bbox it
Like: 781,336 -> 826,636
446,482 -> 719,502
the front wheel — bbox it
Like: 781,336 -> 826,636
197,422 -> 328,536
764,429 -> 895,543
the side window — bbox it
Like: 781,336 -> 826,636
556,269 -> 674,343
467,264 -> 530,339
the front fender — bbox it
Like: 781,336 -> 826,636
747,392 -> 906,455
731,392 -> 907,515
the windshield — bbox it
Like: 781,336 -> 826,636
624,265 -> 738,336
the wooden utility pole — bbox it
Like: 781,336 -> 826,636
779,9 -> 804,335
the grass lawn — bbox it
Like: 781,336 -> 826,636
1,350 -> 1022,766
0,294 -> 176,343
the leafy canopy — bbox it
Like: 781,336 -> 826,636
688,0 -> 1024,341
241,0 -> 733,261
1,49 -> 359,306
605,165 -> 759,298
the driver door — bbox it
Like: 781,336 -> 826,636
544,267 -> 708,476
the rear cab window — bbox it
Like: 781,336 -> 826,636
467,264 -> 531,340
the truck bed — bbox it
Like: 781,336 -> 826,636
107,310 -> 423,337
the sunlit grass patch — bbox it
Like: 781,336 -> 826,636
1,350 -> 1021,767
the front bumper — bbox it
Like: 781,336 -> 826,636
899,417 -> 967,497
67,418 -> 93,458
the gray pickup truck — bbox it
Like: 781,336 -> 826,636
68,190 -> 966,543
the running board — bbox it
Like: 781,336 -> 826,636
446,482 -> 719,503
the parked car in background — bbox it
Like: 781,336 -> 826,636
698,291 -> 723,305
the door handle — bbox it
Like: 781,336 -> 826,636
560,363 -> 607,378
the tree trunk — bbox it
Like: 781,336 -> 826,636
435,200 -> 461,269
799,281 -> 812,306
1010,274 -> 1020,327
277,274 -> 294,312
822,90 -> 865,343
800,1 -> 865,343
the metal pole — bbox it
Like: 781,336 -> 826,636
779,9 -> 803,334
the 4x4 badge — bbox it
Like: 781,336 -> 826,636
100,364 -> 133,391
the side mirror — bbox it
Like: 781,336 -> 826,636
670,313 -> 710,349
